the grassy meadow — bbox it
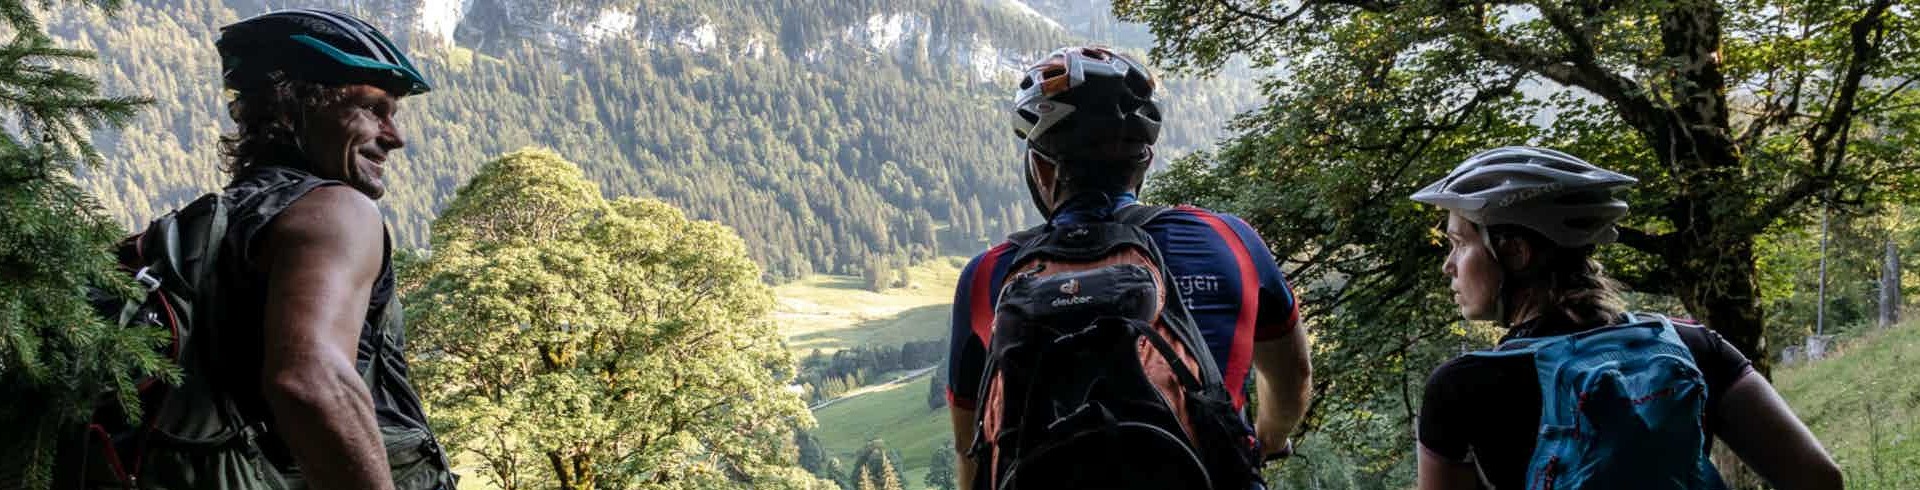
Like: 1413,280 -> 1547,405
1772,323 -> 1920,490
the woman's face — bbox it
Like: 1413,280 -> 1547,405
1443,212 -> 1504,321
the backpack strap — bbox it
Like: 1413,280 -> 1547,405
196,193 -> 229,297
177,192 -> 229,371
1120,205 -> 1228,389
1113,204 -> 1170,228
131,192 -> 272,472
1620,312 -> 1696,364
361,230 -> 396,390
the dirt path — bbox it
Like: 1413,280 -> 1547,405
808,365 -> 937,411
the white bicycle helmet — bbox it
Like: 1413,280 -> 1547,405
1411,146 -> 1637,248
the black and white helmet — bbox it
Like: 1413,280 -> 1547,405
1410,146 -> 1637,247
1011,46 -> 1162,164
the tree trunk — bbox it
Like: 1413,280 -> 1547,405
1883,239 -> 1901,329
1672,233 -> 1771,376
548,451 -> 595,490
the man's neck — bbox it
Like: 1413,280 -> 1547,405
1051,191 -> 1139,224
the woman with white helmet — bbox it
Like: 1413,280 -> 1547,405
1411,147 -> 1842,490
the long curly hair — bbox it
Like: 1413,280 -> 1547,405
1490,224 -> 1629,327
219,72 -> 352,174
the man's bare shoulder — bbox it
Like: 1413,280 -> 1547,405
261,185 -> 383,260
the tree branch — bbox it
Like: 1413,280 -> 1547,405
1614,225 -> 1668,257
1856,77 -> 1915,115
1527,0 -> 1596,61
1441,13 -> 1668,139
1748,0 -> 1894,237
1211,0 -> 1314,27
1748,174 -> 1830,235
1805,0 -> 1893,169
1736,71 -> 1805,150
1613,266 -> 1679,296
1344,74 -> 1524,227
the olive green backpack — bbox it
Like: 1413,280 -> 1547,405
57,192 -> 454,489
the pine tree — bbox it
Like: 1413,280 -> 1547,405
966,196 -> 988,244
855,466 -> 877,490
892,258 -> 912,289
795,430 -> 836,481
0,1 -> 155,487
851,439 -> 909,490
863,254 -> 890,292
876,451 -> 905,490
925,441 -> 957,490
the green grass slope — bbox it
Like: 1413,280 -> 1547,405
812,374 -> 953,489
1774,323 -> 1920,490
777,257 -> 968,488
775,257 -> 966,355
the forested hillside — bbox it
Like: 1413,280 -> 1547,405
53,0 -> 1261,280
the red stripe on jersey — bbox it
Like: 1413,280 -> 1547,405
1179,205 -> 1259,409
970,243 -> 1015,352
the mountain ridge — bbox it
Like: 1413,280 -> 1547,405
56,0 -> 1263,280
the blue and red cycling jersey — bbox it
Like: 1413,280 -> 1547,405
945,196 -> 1299,412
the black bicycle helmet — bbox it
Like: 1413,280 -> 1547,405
218,8 -> 432,97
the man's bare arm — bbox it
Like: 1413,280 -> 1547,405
258,186 -> 393,490
951,406 -> 978,490
1252,327 -> 1311,458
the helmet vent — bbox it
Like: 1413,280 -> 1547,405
1449,177 -> 1499,195
1124,69 -> 1153,98
1552,190 -> 1611,205
1017,109 -> 1040,125
1533,156 -> 1595,174
1564,216 -> 1604,230
1134,100 -> 1161,122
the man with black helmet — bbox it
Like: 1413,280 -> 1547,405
944,46 -> 1314,489
107,9 -> 453,489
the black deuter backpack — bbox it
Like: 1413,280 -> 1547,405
968,205 -> 1261,490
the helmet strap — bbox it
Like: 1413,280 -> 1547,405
1129,146 -> 1154,195
1026,146 -> 1153,221
1025,149 -> 1076,222
1475,222 -> 1511,329
1023,151 -> 1049,219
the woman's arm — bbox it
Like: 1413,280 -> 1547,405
1417,443 -> 1481,490
1714,371 -> 1844,490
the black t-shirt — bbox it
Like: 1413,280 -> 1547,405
1417,313 -> 1755,489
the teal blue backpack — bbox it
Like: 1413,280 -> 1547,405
1468,312 -> 1729,490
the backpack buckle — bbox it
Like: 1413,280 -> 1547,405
133,267 -> 162,292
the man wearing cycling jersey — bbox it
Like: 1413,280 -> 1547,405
944,46 -> 1314,490
1412,146 -> 1842,490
